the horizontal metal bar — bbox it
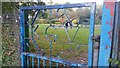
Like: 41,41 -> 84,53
21,52 -> 87,67
20,2 -> 95,10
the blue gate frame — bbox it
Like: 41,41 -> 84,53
20,2 -> 96,67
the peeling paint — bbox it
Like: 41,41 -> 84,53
108,30 -> 113,39
109,35 -> 112,39
105,2 -> 115,16
106,21 -> 108,24
108,30 -> 112,35
106,45 -> 109,49
110,19 -> 113,27
98,1 -> 115,66
106,45 -> 111,49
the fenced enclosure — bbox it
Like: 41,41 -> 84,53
20,2 -> 96,67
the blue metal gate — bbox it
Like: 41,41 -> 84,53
20,2 -> 96,67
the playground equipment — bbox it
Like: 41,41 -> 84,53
20,0 -> 120,67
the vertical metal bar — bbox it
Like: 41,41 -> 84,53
20,9 -> 29,67
72,66 -> 75,68
32,57 -> 34,68
64,64 -> 66,68
49,61 -> 52,68
38,58 -> 40,68
0,3 -> 2,68
88,2 -> 96,67
56,63 -> 58,68
24,11 -> 29,52
27,56 -> 29,67
21,54 -> 24,67
43,60 -> 46,68
98,0 -> 116,66
50,41 -> 52,57
20,9 -> 26,67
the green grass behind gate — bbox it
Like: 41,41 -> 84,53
29,24 -> 100,63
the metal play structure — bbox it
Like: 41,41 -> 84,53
20,0 -> 120,67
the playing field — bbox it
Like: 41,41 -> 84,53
29,24 -> 100,64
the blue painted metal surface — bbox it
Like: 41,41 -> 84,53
20,3 -> 94,10
27,56 -> 29,66
88,2 -> 96,67
20,2 -> 96,67
31,10 -> 40,25
98,1 -> 116,66
32,57 -> 34,67
20,10 -> 30,67
20,10 -> 26,67
21,52 -> 87,66
56,63 -> 58,68
38,58 -> 40,68
20,10 -> 25,54
49,61 -> 52,68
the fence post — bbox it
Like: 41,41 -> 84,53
20,9 -> 29,67
98,0 -> 116,66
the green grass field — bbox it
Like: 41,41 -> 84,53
29,24 -> 100,63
